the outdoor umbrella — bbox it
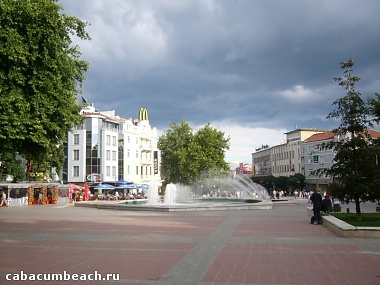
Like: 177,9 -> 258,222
94,184 -> 115,190
84,184 -> 90,201
137,184 -> 149,189
117,179 -> 134,184
69,183 -> 84,198
115,184 -> 130,189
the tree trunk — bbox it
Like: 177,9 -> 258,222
355,198 -> 361,221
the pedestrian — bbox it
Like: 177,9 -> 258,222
1,191 -> 8,207
310,189 -> 323,225
322,195 -> 332,213
38,192 -> 43,204
72,191 -> 76,204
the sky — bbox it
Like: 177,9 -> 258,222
58,0 -> 380,166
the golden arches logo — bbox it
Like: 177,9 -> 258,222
139,108 -> 149,121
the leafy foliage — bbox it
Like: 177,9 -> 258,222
0,0 -> 90,174
0,148 -> 26,182
251,173 -> 305,194
317,60 -> 380,219
158,120 -> 230,184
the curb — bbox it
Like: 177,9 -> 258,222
307,207 -> 380,238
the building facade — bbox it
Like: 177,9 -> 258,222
252,129 -> 328,178
252,128 -> 380,191
301,132 -> 335,191
64,105 -> 161,185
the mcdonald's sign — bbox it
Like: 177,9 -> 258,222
139,108 -> 149,121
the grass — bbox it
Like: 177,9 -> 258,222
330,212 -> 380,227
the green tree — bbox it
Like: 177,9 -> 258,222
158,120 -> 230,184
182,123 -> 230,183
0,150 -> 26,182
158,120 -> 193,184
319,59 -> 378,219
0,0 -> 90,175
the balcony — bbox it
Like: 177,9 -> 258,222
139,144 -> 153,151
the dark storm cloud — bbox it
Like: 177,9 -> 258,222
59,0 -> 380,163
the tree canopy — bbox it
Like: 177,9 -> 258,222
0,0 -> 90,174
318,59 -> 380,219
158,120 -> 230,184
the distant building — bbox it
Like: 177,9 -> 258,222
252,129 -> 328,179
252,128 -> 380,191
64,105 -> 161,185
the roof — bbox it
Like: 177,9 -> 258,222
304,129 -> 380,142
367,129 -> 380,138
304,132 -> 335,143
284,128 -> 329,135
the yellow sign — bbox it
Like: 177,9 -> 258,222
139,108 -> 149,121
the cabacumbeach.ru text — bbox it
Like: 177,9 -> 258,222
5,271 -> 120,281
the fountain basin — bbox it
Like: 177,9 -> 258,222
74,198 -> 273,212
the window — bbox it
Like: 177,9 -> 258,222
74,134 -> 79,145
112,151 -> 116,160
313,155 -> 319,163
112,166 -> 116,177
106,166 -> 110,176
112,136 -> 117,146
106,150 -> 110,160
106,135 -> 111,145
73,150 -> 79,160
136,151 -> 138,158
73,166 -> 79,177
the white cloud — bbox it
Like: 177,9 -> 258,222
280,85 -> 316,101
210,121 -> 287,165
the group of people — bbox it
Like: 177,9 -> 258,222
97,191 -> 146,200
309,189 -> 334,225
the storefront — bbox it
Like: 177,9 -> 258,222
0,183 -> 70,206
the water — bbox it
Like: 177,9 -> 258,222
147,183 -> 159,205
164,183 -> 176,204
146,173 -> 270,205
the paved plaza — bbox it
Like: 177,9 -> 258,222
0,198 -> 379,285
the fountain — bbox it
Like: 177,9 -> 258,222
147,183 -> 159,205
163,183 -> 176,204
77,172 -> 273,211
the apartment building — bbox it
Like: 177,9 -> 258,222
64,105 -> 161,185
302,132 -> 335,191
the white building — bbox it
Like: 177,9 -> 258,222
65,105 -> 161,185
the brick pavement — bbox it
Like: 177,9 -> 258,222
0,199 -> 379,285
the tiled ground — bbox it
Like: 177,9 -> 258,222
0,199 -> 379,285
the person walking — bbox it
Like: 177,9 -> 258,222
0,191 -> 8,207
38,192 -> 43,204
71,191 -> 76,204
310,189 -> 323,225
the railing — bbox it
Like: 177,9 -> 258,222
6,197 -> 28,206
